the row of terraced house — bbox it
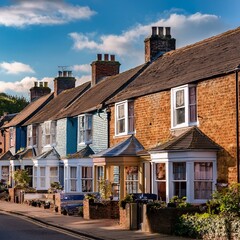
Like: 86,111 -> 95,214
1,26 -> 240,204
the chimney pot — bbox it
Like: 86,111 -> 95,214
104,54 -> 109,61
44,82 -> 48,87
58,71 -> 62,77
152,26 -> 157,36
97,54 -> 102,61
165,27 -> 171,37
63,71 -> 67,77
34,82 -> 38,87
158,27 -> 164,37
110,55 -> 115,61
39,82 -> 43,87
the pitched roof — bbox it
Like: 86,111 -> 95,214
0,113 -> 17,128
66,145 -> 95,159
107,27 -> 240,104
150,127 -> 221,152
3,93 -> 53,128
0,150 -> 13,160
36,147 -> 60,160
54,64 -> 148,119
10,148 -> 36,160
24,82 -> 90,125
93,135 -> 145,157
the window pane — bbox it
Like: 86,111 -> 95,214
194,163 -> 213,180
176,90 -> 184,107
70,167 -> 77,178
118,119 -> 125,133
173,163 -> 186,180
128,101 -> 135,133
156,163 -> 166,180
82,180 -> 92,192
173,182 -> 186,198
189,87 -> 196,104
82,167 -> 92,178
118,104 -> 125,118
157,182 -> 166,201
32,126 -> 37,145
176,108 -> 185,124
194,181 -> 212,199
125,166 -> 138,194
190,105 -> 197,122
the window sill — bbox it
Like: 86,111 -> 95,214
171,121 -> 198,130
78,142 -> 92,146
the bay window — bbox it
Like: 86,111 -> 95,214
115,100 -> 134,136
9,127 -> 15,148
78,114 -> 92,144
171,85 -> 197,128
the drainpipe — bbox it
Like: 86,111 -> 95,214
235,65 -> 240,183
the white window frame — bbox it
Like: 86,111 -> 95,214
115,100 -> 135,136
43,121 -> 56,147
171,84 -> 197,129
81,166 -> 93,192
78,114 -> 92,145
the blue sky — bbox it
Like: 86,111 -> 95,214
0,0 -> 239,99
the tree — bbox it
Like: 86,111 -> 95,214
13,169 -> 30,189
0,93 -> 29,116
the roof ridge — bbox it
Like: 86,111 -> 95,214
165,27 -> 240,57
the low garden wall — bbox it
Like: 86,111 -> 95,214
83,199 -> 119,220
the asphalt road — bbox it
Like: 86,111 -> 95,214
0,212 -> 98,240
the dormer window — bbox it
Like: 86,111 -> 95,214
43,121 -> 56,146
27,125 -> 37,147
115,100 -> 135,136
78,114 -> 92,145
171,85 -> 197,129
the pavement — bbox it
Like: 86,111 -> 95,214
0,200 -> 193,240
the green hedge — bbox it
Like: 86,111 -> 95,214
175,212 -> 240,239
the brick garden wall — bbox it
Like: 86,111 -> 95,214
83,199 -> 119,220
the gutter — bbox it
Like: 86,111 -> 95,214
235,65 -> 240,183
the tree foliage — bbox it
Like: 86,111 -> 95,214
0,92 -> 29,115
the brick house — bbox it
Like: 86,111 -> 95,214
93,26 -> 240,203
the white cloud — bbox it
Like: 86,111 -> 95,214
72,64 -> 91,73
0,61 -> 35,74
0,77 -> 53,98
75,75 -> 91,86
0,0 -> 96,27
69,12 -> 225,68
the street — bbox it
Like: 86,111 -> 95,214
0,211 -> 99,240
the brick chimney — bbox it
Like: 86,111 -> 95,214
30,81 -> 51,102
91,54 -> 120,86
54,70 -> 76,97
144,26 -> 176,62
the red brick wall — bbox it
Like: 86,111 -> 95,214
109,72 -> 239,183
